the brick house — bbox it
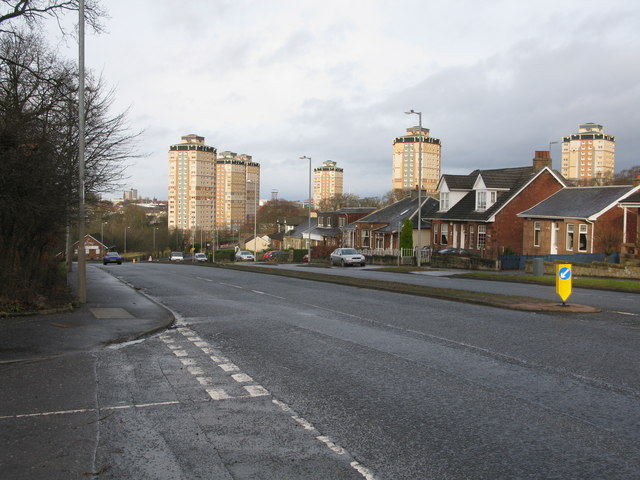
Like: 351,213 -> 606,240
315,207 -> 376,248
72,234 -> 108,260
518,185 -> 640,257
352,195 -> 439,252
428,151 -> 566,259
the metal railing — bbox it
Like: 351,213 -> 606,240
359,247 -> 432,263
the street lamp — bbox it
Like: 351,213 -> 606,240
248,179 -> 258,261
101,221 -> 107,245
77,0 -> 87,303
124,226 -> 130,256
300,156 -> 312,264
405,109 -> 423,266
152,227 -> 158,260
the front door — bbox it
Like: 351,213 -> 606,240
453,224 -> 458,248
460,225 -> 466,249
550,222 -> 559,254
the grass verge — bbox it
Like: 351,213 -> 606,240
454,272 -> 640,294
218,264 -> 558,312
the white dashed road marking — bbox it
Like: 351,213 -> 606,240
164,321 -> 377,478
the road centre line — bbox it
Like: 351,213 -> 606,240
252,290 -> 286,299
0,401 -> 181,420
219,282 -> 243,289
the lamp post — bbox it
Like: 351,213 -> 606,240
300,156 -> 312,264
153,227 -> 157,260
77,0 -> 86,303
101,221 -> 107,245
124,226 -> 130,256
248,179 -> 258,261
405,109 -> 423,266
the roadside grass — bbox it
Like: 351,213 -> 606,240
367,266 -> 640,294
454,272 -> 640,294
219,263 -> 553,311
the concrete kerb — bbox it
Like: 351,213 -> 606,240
0,266 -> 176,364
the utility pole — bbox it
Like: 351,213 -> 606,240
77,0 -> 87,303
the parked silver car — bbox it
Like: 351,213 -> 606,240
235,250 -> 255,261
330,248 -> 365,267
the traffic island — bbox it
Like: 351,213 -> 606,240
218,264 -> 601,314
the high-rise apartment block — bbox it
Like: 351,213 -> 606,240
392,126 -> 441,195
123,189 -> 138,201
561,123 -> 615,183
215,151 -> 260,231
167,135 -> 259,233
313,160 -> 343,208
168,135 -> 216,231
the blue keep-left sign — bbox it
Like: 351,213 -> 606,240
558,267 -> 571,280
556,264 -> 572,302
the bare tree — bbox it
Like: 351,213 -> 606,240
0,31 -> 139,308
0,0 -> 104,34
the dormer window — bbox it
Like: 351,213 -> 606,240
476,191 -> 487,211
440,192 -> 449,211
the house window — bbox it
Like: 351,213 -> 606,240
339,217 -> 346,227
490,191 -> 497,204
441,224 -> 448,245
362,229 -> 371,247
578,224 -> 588,252
476,191 -> 487,211
440,192 -> 449,210
375,233 -> 384,249
478,225 -> 486,249
469,225 -> 475,249
433,224 -> 439,244
566,223 -> 574,251
534,221 -> 541,247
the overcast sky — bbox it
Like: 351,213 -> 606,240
51,0 -> 640,201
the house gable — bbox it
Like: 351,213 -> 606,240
428,156 -> 567,257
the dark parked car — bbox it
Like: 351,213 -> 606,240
437,248 -> 477,257
330,248 -> 365,267
264,250 -> 286,261
103,251 -> 122,265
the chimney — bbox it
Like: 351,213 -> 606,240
533,150 -> 552,171
410,186 -> 427,200
634,174 -> 640,187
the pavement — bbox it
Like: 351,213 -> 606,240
0,265 -> 174,364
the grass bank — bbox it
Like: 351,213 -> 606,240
218,263 -> 561,312
453,272 -> 640,294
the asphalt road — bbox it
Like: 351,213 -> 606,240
98,262 -> 640,479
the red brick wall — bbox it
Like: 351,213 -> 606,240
493,171 -> 564,256
522,206 -> 638,255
